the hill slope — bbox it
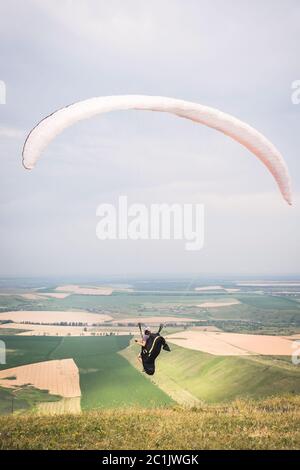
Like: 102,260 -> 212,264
0,396 -> 299,450
157,344 -> 300,402
122,342 -> 300,403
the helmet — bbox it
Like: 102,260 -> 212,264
144,327 -> 151,335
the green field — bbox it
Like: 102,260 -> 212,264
0,295 -> 29,311
0,336 -> 61,369
235,294 -> 300,309
0,386 -> 60,415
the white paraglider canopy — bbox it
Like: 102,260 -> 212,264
22,95 -> 292,205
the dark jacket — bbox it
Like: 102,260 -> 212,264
141,333 -> 170,375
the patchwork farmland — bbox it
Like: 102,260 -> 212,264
0,335 -> 173,414
0,279 -> 300,416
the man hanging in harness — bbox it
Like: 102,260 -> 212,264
135,323 -> 171,375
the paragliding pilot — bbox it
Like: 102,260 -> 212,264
135,323 -> 171,375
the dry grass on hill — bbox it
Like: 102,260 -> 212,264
0,396 -> 299,450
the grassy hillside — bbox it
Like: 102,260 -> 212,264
123,342 -> 300,403
0,396 -> 299,450
1,334 -> 299,411
158,345 -> 300,402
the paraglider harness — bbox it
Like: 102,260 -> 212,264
138,323 -> 171,375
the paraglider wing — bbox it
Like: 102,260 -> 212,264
22,95 -> 292,205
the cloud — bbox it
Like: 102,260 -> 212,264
0,126 -> 24,139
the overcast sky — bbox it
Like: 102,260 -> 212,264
0,0 -> 299,278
